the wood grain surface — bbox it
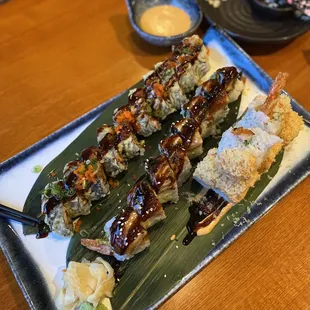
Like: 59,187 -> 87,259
0,0 -> 309,309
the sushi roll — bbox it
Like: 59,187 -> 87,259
145,155 -> 179,204
144,71 -> 176,120
41,181 -> 82,237
159,135 -> 192,186
171,118 -> 203,159
81,208 -> 150,261
191,72 -> 304,236
97,124 -> 128,177
63,147 -> 110,202
127,88 -> 162,137
115,123 -> 145,159
127,181 -> 166,229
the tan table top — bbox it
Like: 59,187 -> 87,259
0,0 -> 309,309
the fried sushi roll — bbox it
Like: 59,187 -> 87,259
41,181 -> 89,237
144,71 -> 176,120
63,147 -> 110,202
97,124 -> 128,177
171,118 -> 203,159
172,35 -> 210,88
81,208 -> 150,261
159,135 -> 192,186
194,126 -> 283,204
127,181 -> 166,229
237,73 -> 303,146
145,155 -> 179,204
127,88 -> 162,136
115,123 -> 145,159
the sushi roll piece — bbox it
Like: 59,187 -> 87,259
196,66 -> 244,106
172,35 -> 210,89
237,73 -> 303,146
156,59 -> 177,85
171,118 -> 203,159
181,95 -> 215,138
217,127 -> 283,177
165,74 -> 189,110
127,181 -> 166,229
115,123 -> 145,159
97,124 -> 128,177
127,88 -> 162,137
145,155 -> 179,204
41,181 -> 83,237
175,62 -> 197,94
80,146 -> 110,198
81,208 -> 150,261
63,147 -> 110,202
153,60 -> 189,110
144,71 -> 176,120
159,135 -> 192,186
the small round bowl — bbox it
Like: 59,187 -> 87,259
249,0 -> 294,18
125,0 -> 203,47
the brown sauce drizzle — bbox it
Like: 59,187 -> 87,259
81,146 -> 99,161
171,118 -> 200,149
183,96 -> 210,124
115,124 -> 134,144
183,190 -> 228,245
36,220 -> 50,239
110,208 -> 145,255
128,88 -> 146,106
145,155 -> 176,193
127,181 -> 162,223
200,67 -> 239,102
159,135 -> 186,178
99,132 -> 116,152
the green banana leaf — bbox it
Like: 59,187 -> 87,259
23,88 -> 283,309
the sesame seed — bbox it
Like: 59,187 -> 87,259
164,274 -> 167,278
170,234 -> 176,241
176,245 -> 179,249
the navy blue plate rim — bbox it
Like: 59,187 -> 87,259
0,26 -> 309,310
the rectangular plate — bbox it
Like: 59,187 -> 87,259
0,26 -> 309,310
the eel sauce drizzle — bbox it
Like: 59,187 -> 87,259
183,189 -> 228,245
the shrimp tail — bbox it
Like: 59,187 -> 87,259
81,238 -> 114,256
260,72 -> 289,116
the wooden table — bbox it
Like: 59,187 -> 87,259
0,1 -> 309,309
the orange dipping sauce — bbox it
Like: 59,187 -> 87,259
139,5 -> 191,37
